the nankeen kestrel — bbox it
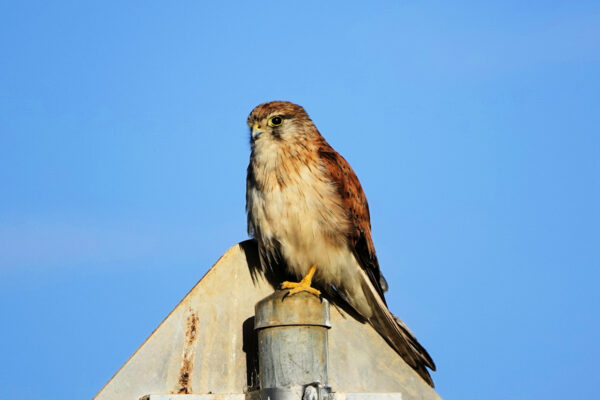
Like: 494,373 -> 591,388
245,101 -> 436,386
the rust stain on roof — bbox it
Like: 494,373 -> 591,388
175,309 -> 199,394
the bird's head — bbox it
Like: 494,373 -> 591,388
247,101 -> 316,146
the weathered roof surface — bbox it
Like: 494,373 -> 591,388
94,241 -> 441,400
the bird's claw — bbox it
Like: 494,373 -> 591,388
281,280 -> 321,298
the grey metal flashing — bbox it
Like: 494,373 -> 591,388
142,394 -> 402,400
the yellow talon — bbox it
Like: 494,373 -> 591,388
281,265 -> 321,297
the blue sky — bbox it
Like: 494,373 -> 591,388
1,1 -> 599,399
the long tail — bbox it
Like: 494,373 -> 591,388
359,270 -> 436,387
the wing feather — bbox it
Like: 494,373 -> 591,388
318,145 -> 388,299
318,141 -> 436,387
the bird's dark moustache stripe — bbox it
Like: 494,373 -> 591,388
271,127 -> 282,140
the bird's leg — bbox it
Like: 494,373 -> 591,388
281,265 -> 321,297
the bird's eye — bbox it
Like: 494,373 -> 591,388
268,116 -> 283,127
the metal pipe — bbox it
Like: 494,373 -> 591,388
254,291 -> 332,400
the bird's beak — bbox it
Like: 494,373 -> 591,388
251,122 -> 264,140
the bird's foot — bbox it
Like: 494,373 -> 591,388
281,281 -> 322,297
281,265 -> 321,298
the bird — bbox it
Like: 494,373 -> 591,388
245,100 -> 436,386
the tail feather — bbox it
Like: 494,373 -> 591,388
359,271 -> 436,387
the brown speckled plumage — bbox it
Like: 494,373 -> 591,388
245,101 -> 436,386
